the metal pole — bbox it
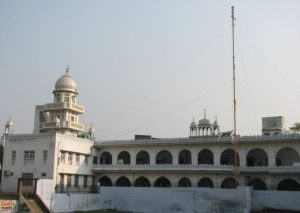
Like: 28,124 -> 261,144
231,6 -> 238,176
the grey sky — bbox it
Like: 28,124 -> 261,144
0,1 -> 300,140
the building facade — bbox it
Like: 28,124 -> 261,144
92,132 -> 300,190
1,70 -> 300,193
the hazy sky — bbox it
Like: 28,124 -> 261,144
1,1 -> 300,140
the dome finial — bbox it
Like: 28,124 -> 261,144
66,65 -> 70,75
204,109 -> 206,119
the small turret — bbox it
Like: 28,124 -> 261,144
4,116 -> 14,135
87,123 -> 95,141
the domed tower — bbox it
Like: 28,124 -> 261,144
33,68 -> 85,134
198,109 -> 212,136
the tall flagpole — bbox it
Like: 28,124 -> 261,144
231,6 -> 238,176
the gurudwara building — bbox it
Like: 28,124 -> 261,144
1,71 -> 300,193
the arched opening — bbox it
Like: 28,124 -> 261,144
116,176 -> 131,187
221,177 -> 238,188
136,151 -> 150,165
100,152 -> 112,165
220,149 -> 240,166
248,178 -> 267,190
178,177 -> 191,187
198,177 -> 214,188
246,148 -> 268,166
277,179 -> 300,191
156,150 -> 173,164
99,176 -> 112,186
154,177 -> 171,187
276,147 -> 300,166
134,176 -> 151,187
117,151 -> 131,165
198,149 -> 214,164
179,149 -> 191,164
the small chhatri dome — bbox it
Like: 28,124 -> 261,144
213,117 -> 219,127
88,123 -> 95,134
198,109 -> 211,126
54,66 -> 77,93
190,118 -> 197,129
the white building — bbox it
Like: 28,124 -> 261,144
92,122 -> 300,190
1,70 -> 300,194
1,70 -> 94,193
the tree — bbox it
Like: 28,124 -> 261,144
290,123 -> 300,132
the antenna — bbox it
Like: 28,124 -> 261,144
231,6 -> 238,177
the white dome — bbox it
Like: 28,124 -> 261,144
54,70 -> 77,93
198,118 -> 211,126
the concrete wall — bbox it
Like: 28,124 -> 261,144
47,187 -> 300,213
251,190 -> 300,211
50,187 -> 250,213
36,179 -> 55,210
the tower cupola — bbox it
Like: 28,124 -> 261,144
33,67 -> 85,134
54,68 -> 77,94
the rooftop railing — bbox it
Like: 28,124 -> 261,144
94,133 -> 300,146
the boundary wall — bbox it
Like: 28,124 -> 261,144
37,180 -> 300,213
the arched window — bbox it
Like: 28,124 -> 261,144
179,149 -> 191,164
276,147 -> 300,166
221,177 -> 238,188
136,151 -> 150,165
220,149 -> 240,166
99,176 -> 112,186
198,177 -> 214,188
100,152 -> 112,165
154,177 -> 171,187
116,176 -> 131,187
277,179 -> 300,191
117,151 -> 131,165
198,149 -> 214,165
178,177 -> 191,187
246,148 -> 268,166
248,178 -> 267,190
156,150 -> 172,164
134,176 -> 151,187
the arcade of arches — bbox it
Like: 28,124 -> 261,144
97,147 -> 300,167
97,176 -> 300,191
95,146 -> 300,191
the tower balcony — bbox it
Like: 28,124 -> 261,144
39,121 -> 84,132
41,102 -> 84,114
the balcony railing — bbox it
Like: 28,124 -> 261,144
92,164 -> 300,173
41,102 -> 84,114
92,164 -> 233,172
40,121 -> 84,131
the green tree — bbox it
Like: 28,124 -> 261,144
290,122 -> 300,132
